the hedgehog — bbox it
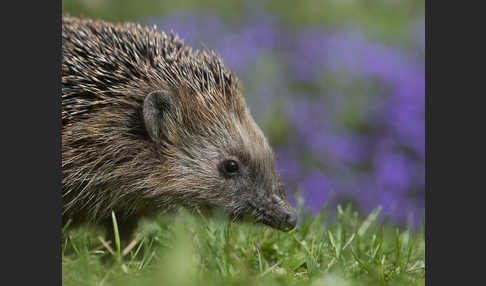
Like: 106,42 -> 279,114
62,16 -> 297,240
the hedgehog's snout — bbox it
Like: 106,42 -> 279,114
260,194 -> 298,232
273,204 -> 297,232
281,207 -> 298,231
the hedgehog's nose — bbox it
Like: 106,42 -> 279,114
282,208 -> 298,231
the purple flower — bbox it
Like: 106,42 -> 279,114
284,95 -> 330,138
215,17 -> 280,72
326,134 -> 368,164
299,171 -> 334,213
373,151 -> 415,192
275,146 -> 302,185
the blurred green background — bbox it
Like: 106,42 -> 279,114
62,0 -> 423,41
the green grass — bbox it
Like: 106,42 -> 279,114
62,203 -> 425,286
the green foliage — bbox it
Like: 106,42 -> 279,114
62,206 -> 425,286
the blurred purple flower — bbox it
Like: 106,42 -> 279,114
289,29 -> 331,82
275,146 -> 302,185
286,27 -> 424,225
374,151 -> 415,192
215,17 -> 280,72
299,171 -> 334,213
284,96 -> 330,137
326,134 -> 368,164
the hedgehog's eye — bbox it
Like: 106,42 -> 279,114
222,160 -> 239,176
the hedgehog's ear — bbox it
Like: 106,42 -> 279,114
143,90 -> 177,144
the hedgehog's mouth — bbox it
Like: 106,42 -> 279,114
253,205 -> 297,232
230,199 -> 297,232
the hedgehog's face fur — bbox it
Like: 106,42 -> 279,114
144,88 -> 297,231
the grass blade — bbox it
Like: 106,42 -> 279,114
111,210 -> 121,261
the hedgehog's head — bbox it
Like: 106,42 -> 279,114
143,80 -> 297,231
